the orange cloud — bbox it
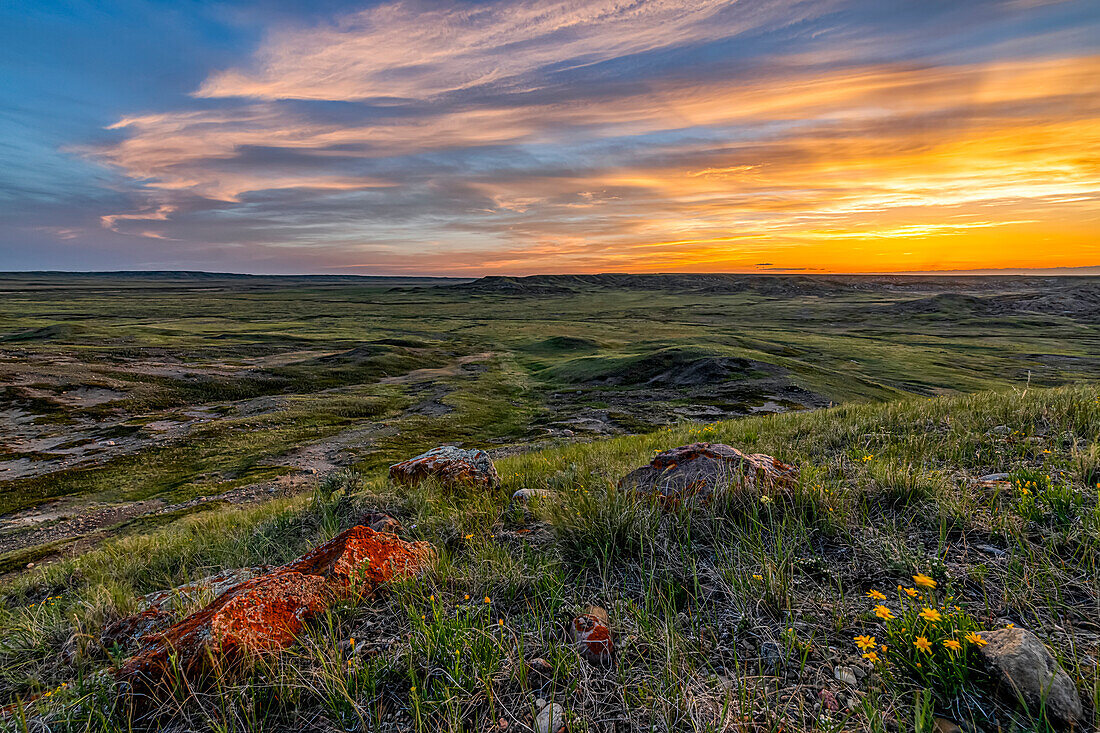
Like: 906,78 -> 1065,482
85,0 -> 1100,274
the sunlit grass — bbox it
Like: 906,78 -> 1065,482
0,385 -> 1097,731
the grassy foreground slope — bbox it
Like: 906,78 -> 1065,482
1,385 -> 1097,731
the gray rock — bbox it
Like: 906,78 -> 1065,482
389,446 -> 499,489
934,718 -> 962,733
977,627 -> 1083,727
143,566 -> 269,611
618,442 -> 797,504
978,473 -> 1011,482
535,702 -> 567,733
512,488 -> 555,503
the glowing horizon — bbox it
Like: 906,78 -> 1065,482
1,0 -> 1098,275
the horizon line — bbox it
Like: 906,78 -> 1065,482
1,265 -> 1099,279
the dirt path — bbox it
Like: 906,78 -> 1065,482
379,352 -> 493,384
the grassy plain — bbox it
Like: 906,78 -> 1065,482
0,273 -> 1098,730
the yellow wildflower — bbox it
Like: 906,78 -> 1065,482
919,608 -> 942,623
943,639 -> 962,652
862,651 -> 879,663
913,636 -> 932,653
854,635 -> 876,651
965,632 -> 987,647
866,590 -> 886,601
904,587 -> 919,598
484,596 -> 491,604
913,574 -> 937,589
874,605 -> 894,620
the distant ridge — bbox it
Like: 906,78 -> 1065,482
449,272 -> 1100,297
0,270 -> 472,283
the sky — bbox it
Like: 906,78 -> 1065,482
1,0 -> 1098,276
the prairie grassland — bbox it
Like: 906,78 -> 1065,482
0,385 -> 1096,732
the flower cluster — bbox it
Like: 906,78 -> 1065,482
857,574 -> 985,694
27,595 -> 63,609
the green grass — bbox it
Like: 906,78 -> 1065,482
0,386 -> 1096,731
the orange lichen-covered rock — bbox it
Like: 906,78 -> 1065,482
283,524 -> 435,595
389,446 -> 500,490
571,609 -> 613,665
618,442 -> 797,505
115,526 -> 433,697
117,572 -> 330,694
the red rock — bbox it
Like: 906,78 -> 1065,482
389,446 -> 499,490
618,443 -> 797,505
571,611 -> 613,665
819,688 -> 840,712
116,526 -> 433,696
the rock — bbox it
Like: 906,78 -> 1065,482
389,446 -> 499,490
834,665 -> 858,686
535,702 -> 567,733
360,512 -> 401,534
933,718 -> 962,733
618,443 -> 797,505
101,606 -> 175,654
978,473 -> 1011,482
991,425 -> 1011,435
116,526 -> 434,696
143,566 -> 271,612
977,627 -> 1083,727
583,605 -> 609,625
818,688 -> 840,712
512,488 -> 554,503
976,544 -> 1006,557
571,608 -> 613,664
562,429 -> 574,437
526,657 -> 554,683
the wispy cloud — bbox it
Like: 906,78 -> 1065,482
74,0 -> 1100,272
195,0 -> 811,102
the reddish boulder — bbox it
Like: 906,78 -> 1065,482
116,526 -> 433,696
571,608 -> 613,665
283,523 -> 433,594
389,446 -> 500,490
618,443 -> 797,505
102,567 -> 272,655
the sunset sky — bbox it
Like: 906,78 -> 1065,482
2,0 -> 1098,275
